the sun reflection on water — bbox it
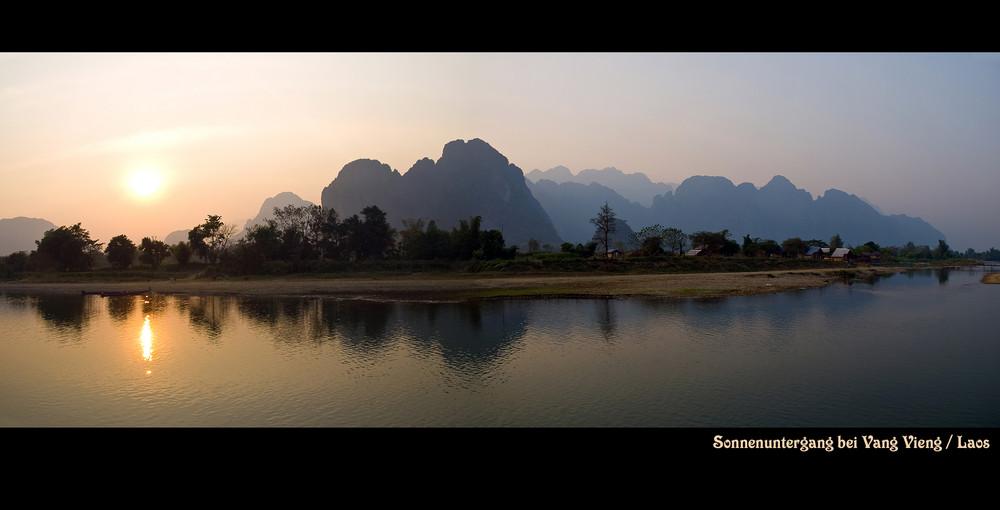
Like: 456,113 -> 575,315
140,315 -> 153,373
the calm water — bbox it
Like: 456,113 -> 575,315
1,268 -> 997,427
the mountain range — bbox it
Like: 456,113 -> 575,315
0,217 -> 56,255
529,172 -> 945,248
525,166 -> 675,207
320,138 -> 561,246
1,138 -> 948,256
239,191 -> 316,237
318,139 -> 944,249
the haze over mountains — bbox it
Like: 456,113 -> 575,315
319,138 -> 944,249
0,217 -> 56,255
524,166 -> 675,207
528,171 -> 945,248
321,139 -> 561,246
162,192 -> 311,246
1,138 -> 947,256
240,191 -> 315,236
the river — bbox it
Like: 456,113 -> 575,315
1,267 -> 997,427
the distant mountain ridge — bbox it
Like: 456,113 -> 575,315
321,138 -> 561,246
525,166 -> 675,207
321,140 -> 944,250
0,217 -> 57,255
240,191 -> 315,238
526,179 -> 641,247
5,140 -> 946,257
532,173 -> 946,248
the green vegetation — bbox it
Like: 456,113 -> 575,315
689,230 -> 740,256
30,223 -> 102,272
2,201 -> 994,283
172,241 -> 192,266
188,215 -> 238,264
398,215 -> 515,262
105,234 -> 137,271
139,237 -> 170,270
628,224 -> 671,256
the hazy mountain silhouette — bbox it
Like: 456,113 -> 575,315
665,175 -> 944,246
526,179 -> 639,247
239,191 -> 316,238
529,173 -> 945,247
0,216 -> 57,255
164,229 -> 189,246
321,139 -> 942,249
525,166 -> 675,207
321,138 -> 561,246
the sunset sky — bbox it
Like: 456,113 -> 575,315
2,52 -> 998,251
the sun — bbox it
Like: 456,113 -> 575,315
130,169 -> 162,196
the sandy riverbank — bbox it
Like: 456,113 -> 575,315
0,267 -> 906,302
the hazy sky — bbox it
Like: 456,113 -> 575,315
2,52 -> 998,250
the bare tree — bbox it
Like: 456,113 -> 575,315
189,215 -> 238,264
662,227 -> 687,254
590,202 -> 617,254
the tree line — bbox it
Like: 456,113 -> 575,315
3,204 -> 520,277
2,201 -> 994,279
589,201 -> 979,262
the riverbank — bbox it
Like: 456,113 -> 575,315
0,266 -> 908,302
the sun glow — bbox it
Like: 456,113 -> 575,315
140,315 -> 153,361
130,169 -> 162,196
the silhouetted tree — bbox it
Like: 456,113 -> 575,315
399,218 -> 429,260
309,205 -> 338,261
527,237 -> 540,254
172,241 -> 192,266
33,224 -> 102,272
228,237 -> 267,275
138,237 -> 170,270
189,215 -> 237,264
759,239 -> 782,257
2,251 -> 29,278
590,202 -> 617,254
560,241 -> 597,257
781,237 -> 808,257
662,227 -> 686,254
690,230 -> 733,256
933,239 -> 951,259
424,220 -> 451,259
341,205 -> 395,260
480,229 -> 511,259
829,233 -> 844,249
399,216 -> 513,261
243,222 -> 282,261
361,205 -> 395,259
270,204 -> 319,262
453,216 -> 483,259
720,239 -> 740,256
105,235 -> 137,270
855,241 -> 881,254
630,225 -> 667,256
742,235 -> 760,258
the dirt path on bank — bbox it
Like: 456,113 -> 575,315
0,267 -> 904,302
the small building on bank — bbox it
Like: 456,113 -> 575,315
829,248 -> 853,261
805,246 -> 830,259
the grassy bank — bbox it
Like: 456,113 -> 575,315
0,256 -> 982,302
2,255 -> 886,283
0,267 -> 906,302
